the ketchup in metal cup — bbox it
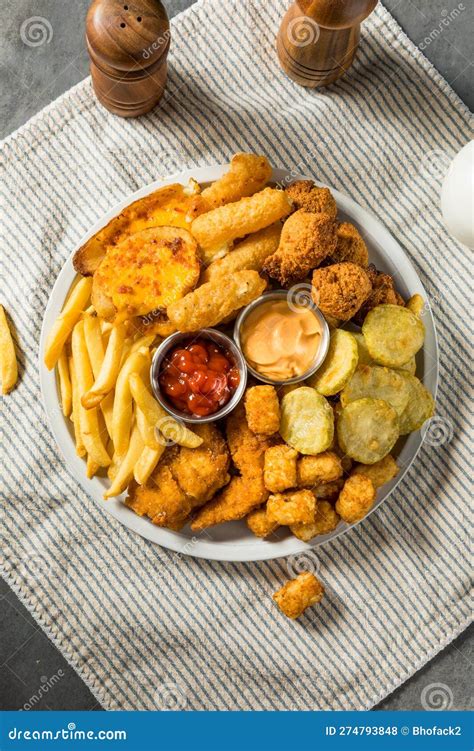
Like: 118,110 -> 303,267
159,338 -> 240,417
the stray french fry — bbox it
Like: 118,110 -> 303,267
129,373 -> 203,449
69,355 -> 86,458
112,348 -> 150,456
44,277 -> 92,370
57,349 -> 72,417
82,323 -> 126,409
201,223 -> 281,283
134,445 -> 165,485
104,423 -> 144,498
0,305 -> 18,395
71,321 -> 110,467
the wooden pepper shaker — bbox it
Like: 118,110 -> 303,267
86,0 -> 170,117
277,0 -> 378,88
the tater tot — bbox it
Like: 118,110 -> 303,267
200,153 -> 272,210
273,572 -> 324,619
335,475 -> 376,523
313,479 -> 344,499
245,385 -> 281,436
201,223 -> 281,283
167,271 -> 266,332
351,454 -> 398,489
291,501 -> 340,541
267,489 -> 316,526
297,451 -> 343,487
191,188 -> 291,252
246,506 -> 279,538
264,444 -> 298,492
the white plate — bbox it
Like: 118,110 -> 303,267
39,166 -> 438,562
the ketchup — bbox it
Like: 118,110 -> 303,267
159,338 -> 240,417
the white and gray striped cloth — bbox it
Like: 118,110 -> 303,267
1,0 -> 471,710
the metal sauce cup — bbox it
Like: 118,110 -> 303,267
233,290 -> 330,386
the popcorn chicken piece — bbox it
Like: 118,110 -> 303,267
335,474 -> 376,523
286,180 -> 337,220
267,489 -> 316,526
313,480 -> 344,499
244,385 -> 281,436
246,506 -> 279,538
331,222 -> 369,267
312,262 -> 372,321
351,454 -> 398,489
264,444 -> 298,492
297,451 -> 343,487
291,500 -> 340,541
273,572 -> 324,619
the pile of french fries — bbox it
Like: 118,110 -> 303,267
43,277 -> 203,499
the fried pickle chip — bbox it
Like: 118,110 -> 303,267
362,304 -> 425,368
351,454 -> 398,488
307,329 -> 358,396
396,356 -> 417,376
353,332 -> 372,367
290,500 -> 340,540
397,372 -> 435,435
337,397 -> 399,464
280,387 -> 334,455
341,365 -> 410,417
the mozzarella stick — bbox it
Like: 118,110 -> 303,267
191,188 -> 291,254
168,270 -> 266,332
200,153 -> 272,210
201,223 -> 282,283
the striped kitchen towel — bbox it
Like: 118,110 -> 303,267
1,0 -> 471,710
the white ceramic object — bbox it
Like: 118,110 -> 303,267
441,140 -> 474,248
39,165 -> 439,562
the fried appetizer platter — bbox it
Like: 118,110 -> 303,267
44,153 -> 435,618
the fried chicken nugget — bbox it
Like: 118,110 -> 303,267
353,264 -> 404,325
291,500 -> 340,541
330,222 -> 369,267
201,223 -> 281,283
312,262 -> 372,321
286,180 -> 337,220
246,505 -> 279,538
335,474 -> 376,523
244,385 -> 281,436
264,444 -> 298,492
297,451 -> 343,487
198,153 -> 272,211
263,210 -> 336,285
267,489 -> 316,526
167,270 -> 266,332
273,572 -> 324,619
191,188 -> 291,260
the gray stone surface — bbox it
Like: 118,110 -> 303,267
0,0 -> 472,711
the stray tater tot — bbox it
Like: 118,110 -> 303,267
297,451 -> 342,487
246,506 -> 279,538
273,572 -> 324,619
351,454 -> 398,489
264,444 -> 298,492
335,475 -> 376,523
267,489 -> 316,526
331,222 -> 369,267
245,385 -> 280,436
200,153 -> 272,210
201,223 -> 281,283
291,500 -> 340,541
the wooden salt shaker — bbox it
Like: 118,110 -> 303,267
86,0 -> 170,117
277,0 -> 378,88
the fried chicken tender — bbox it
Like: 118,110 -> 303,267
263,210 -> 336,285
273,572 -> 324,619
353,264 -> 404,325
201,223 -> 281,283
197,153 -> 272,212
264,444 -> 298,492
351,454 -> 398,488
246,505 -> 279,538
244,385 -> 281,436
291,500 -> 340,541
335,474 -> 376,523
312,262 -> 372,321
286,180 -> 337,220
126,424 -> 230,530
267,489 -> 316,526
330,222 -> 369,267
297,451 -> 342,487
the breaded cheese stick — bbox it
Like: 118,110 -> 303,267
200,153 -> 272,210
200,223 -> 281,283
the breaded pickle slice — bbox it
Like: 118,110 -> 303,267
353,332 -> 372,367
337,397 -> 399,464
341,365 -> 410,417
362,304 -> 425,368
397,372 -> 435,434
280,387 -> 334,455
308,329 -> 358,396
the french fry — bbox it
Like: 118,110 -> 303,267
81,323 -> 126,409
69,355 -> 86,457
130,333 -> 156,353
86,455 -> 100,479
44,277 -> 92,370
83,314 -> 105,377
104,422 -> 144,498
112,348 -> 150,456
0,305 -> 18,395
136,406 -> 161,450
134,445 -> 165,485
57,349 -> 72,417
129,373 -> 203,449
71,321 -> 111,467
